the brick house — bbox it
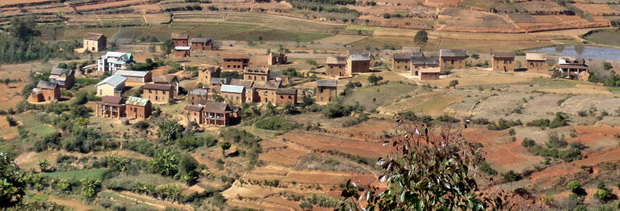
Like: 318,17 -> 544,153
142,84 -> 174,104
208,78 -> 228,91
267,52 -> 287,65
229,79 -> 254,103
526,53 -> 547,73
125,96 -> 152,120
439,49 -> 467,70
188,88 -> 209,105
185,102 -> 237,126
392,52 -> 423,72
114,70 -> 152,86
222,53 -> 250,70
171,33 -> 189,47
49,67 -> 75,89
244,67 -> 269,81
220,85 -> 246,105
153,75 -> 179,97
198,65 -> 221,85
411,56 -> 439,69
251,80 -> 280,104
326,56 -> 347,77
96,96 -> 125,119
29,80 -> 60,103
316,79 -> 337,105
174,46 -> 191,58
412,67 -> 441,80
83,33 -> 106,53
190,38 -> 213,51
492,52 -> 516,72
346,53 -> 371,75
96,75 -> 126,97
275,88 -> 297,106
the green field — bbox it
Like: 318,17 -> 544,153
583,29 -> 620,47
14,114 -> 57,137
44,168 -> 111,180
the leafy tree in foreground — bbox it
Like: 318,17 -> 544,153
0,153 -> 26,207
340,123 -> 509,210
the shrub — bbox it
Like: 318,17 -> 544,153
567,180 -> 583,194
255,116 -> 297,131
487,119 -> 522,130
526,119 -> 550,128
6,116 -> 18,127
322,102 -> 362,118
502,170 -> 521,182
479,161 -> 497,175
521,138 -> 536,147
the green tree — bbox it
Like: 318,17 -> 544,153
157,120 -> 184,144
449,80 -> 459,88
0,153 -> 26,207
603,62 -> 613,71
8,17 -> 41,41
80,178 -> 101,200
567,180 -> 582,193
413,30 -> 428,49
38,159 -> 50,172
150,149 -> 178,177
340,125 -> 506,210
161,39 -> 174,57
367,74 -> 384,85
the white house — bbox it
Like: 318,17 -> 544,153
97,52 -> 134,73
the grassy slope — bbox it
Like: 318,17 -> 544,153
43,168 -> 111,180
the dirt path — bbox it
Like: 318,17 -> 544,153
102,190 -> 193,211
46,194 -> 96,211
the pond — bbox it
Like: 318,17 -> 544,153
528,45 -> 620,61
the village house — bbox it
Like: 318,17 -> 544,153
198,65 -> 221,85
316,79 -> 337,105
97,52 -> 134,73
184,102 -> 237,126
275,88 -> 297,106
208,78 -> 228,91
174,46 -> 191,58
96,75 -> 126,97
81,33 -> 106,53
439,49 -> 467,70
392,52 -> 423,72
492,52 -> 516,72
188,88 -> 209,105
171,33 -> 189,47
244,67 -> 270,81
222,53 -> 250,70
190,38 -> 213,51
252,80 -> 281,104
125,96 -> 152,120
142,84 -> 174,104
96,96 -> 125,119
267,52 -> 287,65
49,67 -> 75,89
114,70 -> 152,86
346,53 -> 371,75
412,67 -> 441,80
411,56 -> 439,69
220,85 -> 245,105
558,57 -> 590,80
526,53 -> 547,73
29,80 -> 60,103
229,79 -> 254,103
326,56 -> 347,77
152,75 -> 179,97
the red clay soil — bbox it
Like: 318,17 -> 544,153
481,139 -> 544,172
529,163 -> 581,190
573,125 -> 620,136
573,147 -> 620,166
279,131 -> 391,158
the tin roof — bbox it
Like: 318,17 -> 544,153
349,53 -> 371,61
174,46 -> 191,51
526,53 -> 546,61
492,51 -> 515,58
439,49 -> 467,58
37,80 -> 58,89
326,56 -> 346,64
412,56 -> 439,65
171,33 -> 189,40
220,85 -> 245,94
84,33 -> 104,41
96,75 -> 126,87
190,38 -> 212,43
50,67 -> 73,76
125,96 -> 149,106
115,70 -> 150,77
189,88 -> 209,96
276,88 -> 297,95
143,83 -> 173,91
316,79 -> 337,87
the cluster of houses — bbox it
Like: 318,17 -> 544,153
171,33 -> 214,58
325,50 -> 373,77
28,67 -> 75,103
389,47 -> 590,80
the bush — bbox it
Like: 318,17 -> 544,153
521,138 -> 536,147
255,116 -> 297,131
502,170 -> 521,182
479,161 -> 497,175
6,116 -> 18,127
322,102 -> 362,118
526,119 -> 550,128
487,119 -> 522,130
